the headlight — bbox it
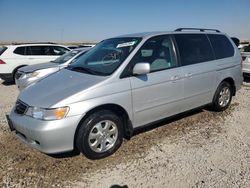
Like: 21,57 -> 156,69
26,106 -> 69,120
27,71 -> 40,78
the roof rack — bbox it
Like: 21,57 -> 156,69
11,42 -> 57,45
175,28 -> 220,33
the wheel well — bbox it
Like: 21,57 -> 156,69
73,104 -> 132,151
222,77 -> 236,96
12,65 -> 27,78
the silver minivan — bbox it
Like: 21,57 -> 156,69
7,28 -> 242,159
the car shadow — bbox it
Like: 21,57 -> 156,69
133,107 -> 203,136
47,107 -> 204,159
1,80 -> 15,86
47,150 -> 80,159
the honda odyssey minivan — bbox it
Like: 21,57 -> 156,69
7,28 -> 242,159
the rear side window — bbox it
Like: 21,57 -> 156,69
13,47 -> 25,55
208,34 -> 234,59
29,46 -> 44,55
0,46 -> 7,55
175,34 -> 214,66
29,46 -> 54,55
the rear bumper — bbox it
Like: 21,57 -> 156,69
0,73 -> 12,81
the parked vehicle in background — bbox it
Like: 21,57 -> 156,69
241,44 -> 250,78
0,43 -> 70,82
78,44 -> 95,48
68,44 -> 95,49
239,41 -> 250,51
15,48 -> 91,91
7,28 -> 242,160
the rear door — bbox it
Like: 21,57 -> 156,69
174,34 -> 216,111
129,35 -> 184,127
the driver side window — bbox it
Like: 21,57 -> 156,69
131,35 -> 177,72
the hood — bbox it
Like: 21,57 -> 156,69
19,62 -> 59,73
18,69 -> 107,107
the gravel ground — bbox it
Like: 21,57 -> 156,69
0,80 -> 250,188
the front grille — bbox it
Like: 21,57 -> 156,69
15,72 -> 23,79
15,100 -> 28,115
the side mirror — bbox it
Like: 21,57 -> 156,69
132,62 -> 150,75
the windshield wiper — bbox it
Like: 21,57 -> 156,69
67,66 -> 105,75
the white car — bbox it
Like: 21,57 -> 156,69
0,43 -> 70,82
241,45 -> 250,78
15,48 -> 90,91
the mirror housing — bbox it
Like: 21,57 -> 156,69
132,62 -> 150,75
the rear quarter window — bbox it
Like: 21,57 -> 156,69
13,47 -> 25,55
174,34 -> 214,66
208,34 -> 234,59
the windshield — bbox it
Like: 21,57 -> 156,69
52,50 -> 81,64
68,37 -> 142,76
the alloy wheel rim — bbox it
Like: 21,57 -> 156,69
88,120 -> 118,153
218,86 -> 231,107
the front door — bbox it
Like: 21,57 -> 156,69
129,35 -> 184,127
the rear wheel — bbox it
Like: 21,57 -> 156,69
212,81 -> 233,111
75,110 -> 123,159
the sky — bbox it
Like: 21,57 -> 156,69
0,0 -> 249,43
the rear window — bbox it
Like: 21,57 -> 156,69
174,34 -> 214,66
0,46 -> 7,56
208,34 -> 234,59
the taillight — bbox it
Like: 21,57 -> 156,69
0,59 -> 6,64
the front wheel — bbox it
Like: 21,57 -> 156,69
212,81 -> 233,111
75,110 -> 123,160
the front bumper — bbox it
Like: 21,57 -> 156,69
8,109 -> 82,154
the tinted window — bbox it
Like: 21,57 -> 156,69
175,34 -> 214,66
208,34 -> 234,59
130,35 -> 177,72
29,46 -> 44,55
13,47 -> 25,55
27,46 -> 67,55
0,46 -> 7,55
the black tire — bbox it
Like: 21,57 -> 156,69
75,110 -> 123,160
212,81 -> 233,112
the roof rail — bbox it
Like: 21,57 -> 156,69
11,42 -> 57,45
175,28 -> 220,33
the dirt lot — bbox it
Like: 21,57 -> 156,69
0,81 -> 250,188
